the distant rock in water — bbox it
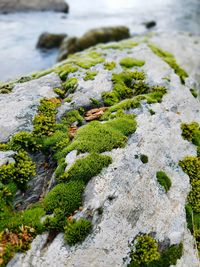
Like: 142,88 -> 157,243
57,26 -> 130,61
0,0 -> 69,13
37,32 -> 67,49
143,20 -> 157,29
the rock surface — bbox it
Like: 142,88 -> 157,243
57,26 -> 130,61
1,32 -> 200,266
36,32 -> 67,49
0,0 -> 69,13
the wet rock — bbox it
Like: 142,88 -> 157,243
0,0 -> 69,13
143,20 -> 157,29
36,32 -> 67,49
57,26 -> 130,61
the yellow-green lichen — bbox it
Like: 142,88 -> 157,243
104,61 -> 116,70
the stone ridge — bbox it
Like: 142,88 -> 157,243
0,33 -> 199,267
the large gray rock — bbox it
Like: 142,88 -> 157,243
5,32 -> 200,267
57,26 -> 130,61
0,0 -> 69,13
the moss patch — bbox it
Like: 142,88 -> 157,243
102,39 -> 138,50
156,171 -> 172,192
84,70 -> 98,81
148,44 -> 188,84
129,234 -> 183,267
58,153 -> 112,183
120,57 -> 145,69
64,218 -> 92,245
140,154 -> 148,164
104,61 -> 116,70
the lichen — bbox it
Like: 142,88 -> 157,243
148,43 -> 188,84
120,57 -> 145,69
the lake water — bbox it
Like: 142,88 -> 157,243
0,0 -> 200,82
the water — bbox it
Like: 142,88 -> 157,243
0,0 -> 200,82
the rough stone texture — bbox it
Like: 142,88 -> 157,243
4,32 -> 200,266
57,26 -> 130,61
36,32 -> 67,49
0,73 -> 60,143
0,150 -> 15,166
0,0 -> 69,13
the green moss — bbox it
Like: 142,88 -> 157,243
64,218 -> 92,245
140,154 -> 148,164
64,97 -> 72,103
89,98 -> 101,108
190,88 -> 198,98
62,77 -> 78,93
156,171 -> 172,192
0,182 -> 17,204
58,153 -> 112,183
43,180 -> 85,215
44,208 -> 67,231
102,71 -> 147,106
13,150 -> 36,188
148,44 -> 188,84
130,234 -> 160,265
102,39 -> 138,50
56,115 -> 136,159
53,88 -> 65,98
7,131 -> 41,152
149,109 -> 155,115
120,57 -> 145,69
0,163 -> 15,184
181,122 -> 200,148
129,235 -> 183,267
84,70 -> 98,81
104,61 -> 116,70
0,206 -> 45,233
64,109 -> 84,126
56,63 -> 79,81
33,98 -> 59,137
68,51 -> 105,69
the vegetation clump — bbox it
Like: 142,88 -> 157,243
156,171 -> 172,192
140,154 -> 148,164
190,88 -> 198,98
64,218 -> 92,245
148,44 -> 188,84
104,61 -> 116,70
43,180 -> 84,215
181,122 -> 200,147
56,63 -> 79,81
129,234 -> 183,267
84,70 -> 98,81
102,39 -> 138,50
62,77 -> 78,93
120,57 -> 145,69
57,153 -> 112,183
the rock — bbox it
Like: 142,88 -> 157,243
0,151 -> 16,166
2,32 -> 200,267
143,20 -> 157,29
0,0 -> 69,13
0,73 -> 60,143
36,32 -> 67,49
57,26 -> 130,61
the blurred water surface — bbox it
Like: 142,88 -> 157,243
0,0 -> 200,81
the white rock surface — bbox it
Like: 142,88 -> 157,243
0,150 -> 15,166
0,73 -> 60,143
4,32 -> 200,266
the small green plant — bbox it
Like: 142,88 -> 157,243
156,171 -> 172,192
43,180 -> 84,215
56,63 -> 78,81
84,70 -> 98,81
102,39 -> 138,50
58,153 -> 112,183
140,154 -> 148,164
62,77 -> 78,93
64,218 -> 92,245
104,61 -> 116,70
64,109 -> 84,126
53,88 -> 65,98
89,98 -> 101,108
181,122 -> 200,146
120,57 -> 145,68
130,234 -> 160,265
